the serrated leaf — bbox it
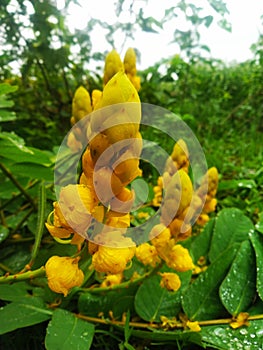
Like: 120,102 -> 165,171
0,297 -> 52,335
201,319 -> 263,349
209,208 -> 254,262
250,232 -> 263,300
45,309 -> 94,350
219,240 -> 256,316
135,271 -> 191,322
182,246 -> 238,321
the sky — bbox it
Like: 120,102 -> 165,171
62,0 -> 263,69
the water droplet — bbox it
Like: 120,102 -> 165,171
240,328 -> 248,335
213,327 -> 225,337
256,329 -> 263,337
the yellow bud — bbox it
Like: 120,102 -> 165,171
72,86 -> 92,123
124,48 -> 137,76
160,272 -> 181,292
45,256 -> 84,296
166,244 -> 194,272
103,49 -> 124,85
135,243 -> 161,267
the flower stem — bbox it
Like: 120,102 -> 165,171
0,266 -> 46,284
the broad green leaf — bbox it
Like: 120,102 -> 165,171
0,132 -> 53,165
190,217 -> 215,263
182,246 -> 238,321
209,208 -> 254,262
0,83 -> 18,95
219,240 -> 256,316
255,212 -> 263,234
45,309 -> 94,350
0,297 -> 52,335
0,110 -> 16,122
8,162 -> 53,182
135,271 -> 191,322
78,283 -> 139,319
128,328 -> 203,346
250,232 -> 263,300
201,319 -> 263,349
0,225 -> 9,243
0,282 -> 31,301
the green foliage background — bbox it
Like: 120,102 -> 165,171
0,0 -> 263,349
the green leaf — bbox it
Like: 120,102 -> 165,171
78,283 -> 139,319
201,319 -> 263,349
218,179 -> 257,191
250,232 -> 263,301
0,225 -> 9,243
219,240 -> 256,316
0,297 -> 52,335
135,271 -> 191,322
8,162 -> 53,182
182,246 -> 238,321
209,208 -> 254,262
0,282 -> 31,302
0,132 -> 53,165
0,109 -> 16,122
45,309 -> 94,350
0,84 -> 18,95
190,217 -> 215,263
255,212 -> 263,234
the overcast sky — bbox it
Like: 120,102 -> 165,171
64,0 -> 263,68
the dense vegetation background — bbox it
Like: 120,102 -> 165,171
0,0 -> 263,349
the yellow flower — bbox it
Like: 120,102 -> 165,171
91,89 -> 102,109
159,272 -> 181,292
92,243 -> 135,274
100,273 -> 123,288
186,321 -> 201,332
135,243 -> 161,267
230,312 -> 250,329
45,184 -> 98,244
45,256 -> 84,296
103,49 -> 123,86
123,48 -> 141,91
71,86 -> 92,124
150,224 -> 171,248
170,139 -> 189,173
165,244 -> 195,272
94,71 -> 140,110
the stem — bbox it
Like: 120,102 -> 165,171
0,162 -> 36,209
27,182 -> 46,268
76,314 -> 263,330
0,266 -> 46,284
80,263 -> 162,294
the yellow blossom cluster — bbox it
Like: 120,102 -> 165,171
104,48 -> 141,91
153,139 -> 219,235
135,223 -> 195,291
45,49 -> 144,295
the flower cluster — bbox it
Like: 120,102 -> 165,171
45,48 -> 143,295
153,138 -> 219,230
